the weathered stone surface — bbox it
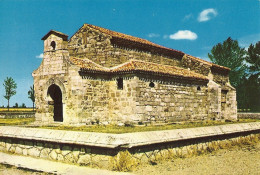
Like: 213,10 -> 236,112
78,154 -> 91,165
28,147 -> 41,157
50,150 -> 58,160
32,24 -> 237,125
0,124 -> 259,168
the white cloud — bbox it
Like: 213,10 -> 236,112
198,8 -> 217,22
169,30 -> 198,40
36,53 -> 43,59
147,33 -> 160,38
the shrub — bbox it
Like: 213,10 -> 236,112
110,150 -> 137,171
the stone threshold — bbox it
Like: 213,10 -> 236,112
0,122 -> 259,149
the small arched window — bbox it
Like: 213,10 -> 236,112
197,86 -> 201,91
50,41 -> 56,50
149,82 -> 155,88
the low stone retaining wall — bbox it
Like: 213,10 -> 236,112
0,112 -> 35,119
0,122 -> 259,169
238,113 -> 260,119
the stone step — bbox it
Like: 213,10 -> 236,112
0,152 -> 132,175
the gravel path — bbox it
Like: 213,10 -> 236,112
134,142 -> 260,175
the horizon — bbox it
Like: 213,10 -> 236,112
0,0 -> 259,107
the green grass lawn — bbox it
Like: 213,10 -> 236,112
33,119 -> 260,134
0,118 -> 259,133
0,118 -> 35,126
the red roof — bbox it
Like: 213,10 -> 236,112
69,23 -> 230,71
70,57 -> 208,82
42,30 -> 68,41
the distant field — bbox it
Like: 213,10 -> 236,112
0,108 -> 34,112
0,118 -> 35,126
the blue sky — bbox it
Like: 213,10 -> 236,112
0,0 -> 259,107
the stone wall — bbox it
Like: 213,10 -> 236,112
65,72 -> 139,124
181,55 -> 211,76
0,112 -> 35,119
238,113 -> 260,119
135,78 -> 210,123
68,25 -> 181,68
0,123 -> 259,169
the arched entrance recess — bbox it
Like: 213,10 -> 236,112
47,84 -> 63,122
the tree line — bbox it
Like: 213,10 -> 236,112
2,77 -> 35,111
209,38 -> 260,111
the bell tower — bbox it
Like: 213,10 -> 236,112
41,30 -> 68,52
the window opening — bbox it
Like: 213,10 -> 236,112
117,78 -> 123,90
149,82 -> 155,88
50,41 -> 56,50
197,86 -> 201,91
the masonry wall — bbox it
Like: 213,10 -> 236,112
33,46 -> 71,123
65,71 -> 139,124
68,25 -> 181,68
134,78 -> 214,123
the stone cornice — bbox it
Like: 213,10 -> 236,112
0,122 -> 259,149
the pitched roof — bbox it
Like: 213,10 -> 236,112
70,57 -> 208,82
85,24 -> 184,55
185,54 -> 230,71
70,23 -> 230,71
42,30 -> 68,41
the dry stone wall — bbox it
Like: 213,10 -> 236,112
0,138 -> 112,169
0,123 -> 259,169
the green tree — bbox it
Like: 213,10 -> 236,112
246,41 -> 260,76
20,103 -> 26,108
13,103 -> 18,108
3,77 -> 17,111
28,85 -> 35,111
241,41 -> 260,111
208,37 -> 247,87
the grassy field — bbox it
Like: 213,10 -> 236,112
0,117 -> 259,133
0,118 -> 35,126
0,108 -> 34,112
33,119 -> 260,134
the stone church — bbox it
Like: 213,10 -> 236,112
33,23 -> 237,125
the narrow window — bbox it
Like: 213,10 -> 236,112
51,41 -> 56,50
117,78 -> 123,90
197,86 -> 201,91
149,82 -> 155,88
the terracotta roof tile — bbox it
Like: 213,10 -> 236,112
70,57 -> 208,81
69,23 -> 229,72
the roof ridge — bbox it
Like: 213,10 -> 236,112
185,54 -> 230,70
70,57 -> 208,81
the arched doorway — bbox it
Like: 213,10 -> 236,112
47,84 -> 63,122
